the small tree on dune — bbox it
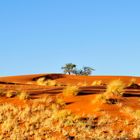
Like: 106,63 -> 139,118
61,63 -> 76,75
80,66 -> 95,76
62,63 -> 95,76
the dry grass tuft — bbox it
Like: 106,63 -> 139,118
36,77 -> 57,86
92,94 -> 105,104
77,82 -> 87,87
45,79 -> 57,86
18,91 -> 29,100
133,110 -> 140,119
128,78 -> 136,87
62,85 -> 79,96
106,79 -> 126,96
0,94 -> 138,139
6,90 -> 15,98
36,77 -> 46,85
91,80 -> 103,86
92,80 -> 125,104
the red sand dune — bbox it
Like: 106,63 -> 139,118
0,73 -> 140,139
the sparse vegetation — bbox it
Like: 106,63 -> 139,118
36,77 -> 57,86
80,66 -> 95,76
18,91 -> 29,100
92,94 -> 106,104
128,78 -> 137,86
106,79 -> 126,96
0,74 -> 140,139
61,63 -> 94,75
6,90 -> 15,98
45,79 -> 57,86
0,95 -> 136,139
91,80 -> 103,86
62,85 -> 79,96
77,82 -> 87,87
92,79 -> 126,104
36,77 -> 46,85
61,63 -> 76,75
73,66 -> 95,76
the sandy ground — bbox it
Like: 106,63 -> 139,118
0,73 -> 140,139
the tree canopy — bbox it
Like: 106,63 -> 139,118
61,63 -> 76,75
61,63 -> 94,76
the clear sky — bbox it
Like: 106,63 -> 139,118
0,0 -> 140,76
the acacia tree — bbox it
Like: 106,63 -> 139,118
62,63 -> 94,75
80,66 -> 95,76
73,66 -> 94,76
61,63 -> 76,75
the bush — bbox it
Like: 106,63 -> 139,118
92,80 -> 126,105
18,91 -> 29,100
36,77 -> 46,85
91,80 -> 103,86
36,77 -> 57,86
106,79 -> 126,96
6,90 -> 16,98
62,85 -> 79,96
44,80 -> 57,86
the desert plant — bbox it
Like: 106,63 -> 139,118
6,90 -> 16,98
132,110 -> 140,119
106,79 -> 126,96
36,77 -> 46,85
91,80 -> 103,86
55,98 -> 65,106
62,85 -> 79,96
61,63 -> 76,75
36,77 -> 57,86
128,78 -> 136,86
52,109 -> 72,120
73,66 -> 95,76
128,78 -> 139,88
77,82 -> 87,87
80,66 -> 94,76
92,80 -> 125,105
132,125 -> 140,138
44,80 -> 57,86
120,106 -> 133,115
18,91 -> 29,100
92,94 -> 106,104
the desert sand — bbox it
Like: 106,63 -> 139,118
0,73 -> 140,139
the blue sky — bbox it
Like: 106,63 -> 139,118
0,0 -> 140,76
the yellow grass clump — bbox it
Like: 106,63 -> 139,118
132,110 -> 140,119
36,77 -> 46,85
128,78 -> 140,89
6,90 -> 15,98
92,79 -> 125,104
0,94 -> 139,139
45,79 -> 57,86
62,85 -> 79,96
106,79 -> 126,96
92,94 -> 105,104
18,91 -> 29,100
36,77 -> 57,86
91,80 -> 103,86
77,82 -> 87,87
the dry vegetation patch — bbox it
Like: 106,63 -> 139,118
36,77 -> 57,86
1,75 -> 140,139
91,80 -> 103,86
62,85 -> 79,96
92,79 -> 126,105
